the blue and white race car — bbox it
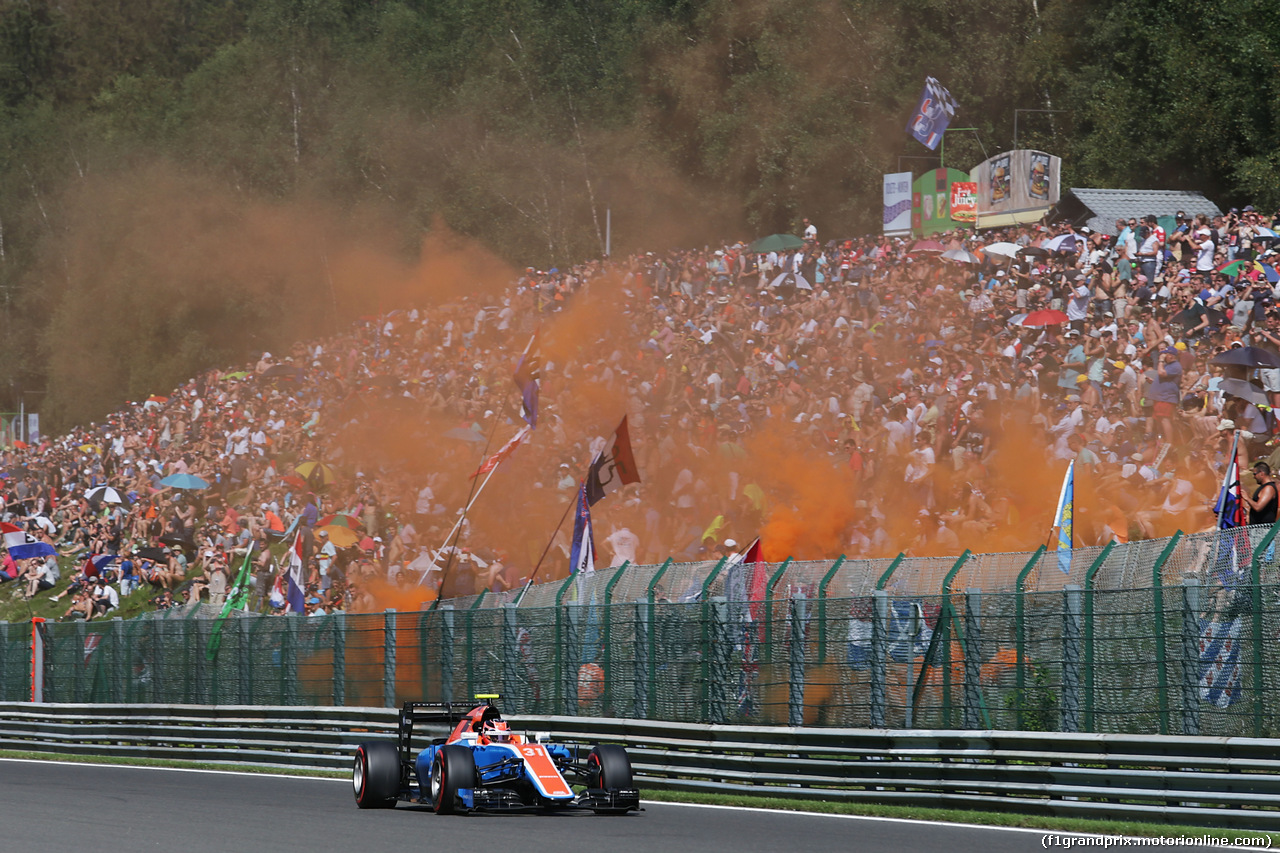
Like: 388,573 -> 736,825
352,697 -> 640,815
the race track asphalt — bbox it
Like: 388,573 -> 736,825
0,759 -> 1082,852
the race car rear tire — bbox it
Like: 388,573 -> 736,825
432,745 -> 477,815
353,742 -> 400,809
587,744 -> 633,790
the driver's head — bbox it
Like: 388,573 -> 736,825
482,719 -> 511,743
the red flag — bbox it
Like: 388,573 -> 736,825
471,425 -> 532,479
585,416 -> 641,505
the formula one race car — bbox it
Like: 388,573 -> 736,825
352,696 -> 641,815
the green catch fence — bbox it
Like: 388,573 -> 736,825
3,521 -> 1280,736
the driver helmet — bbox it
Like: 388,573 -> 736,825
482,719 -> 512,743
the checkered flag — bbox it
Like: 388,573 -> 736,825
907,77 -> 959,151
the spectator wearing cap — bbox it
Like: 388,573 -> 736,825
1149,347 -> 1183,440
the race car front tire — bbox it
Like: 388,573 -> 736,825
431,745 -> 477,814
353,741 -> 400,809
586,744 -> 633,791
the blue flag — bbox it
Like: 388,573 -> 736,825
514,332 -> 541,428
1214,432 -> 1245,529
906,77 -> 958,151
1054,461 -> 1074,574
569,483 -> 595,576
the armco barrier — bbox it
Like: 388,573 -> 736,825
1,703 -> 1278,829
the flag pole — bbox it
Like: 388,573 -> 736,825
1216,430 -> 1240,529
514,492 -> 577,606
424,398 -> 513,601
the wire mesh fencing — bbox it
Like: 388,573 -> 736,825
5,522 -> 1280,734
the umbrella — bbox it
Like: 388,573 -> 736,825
1255,263 -> 1279,283
444,427 -> 485,443
1045,234 -> 1081,253
222,371 -> 249,380
295,461 -> 338,487
1216,259 -> 1250,277
317,512 -> 361,529
769,272 -> 813,291
1019,246 -> 1051,258
1218,378 -> 1270,407
747,234 -> 805,253
941,247 -> 981,264
319,525 -> 361,547
159,473 -> 210,490
1016,309 -> 1070,327
981,242 -> 1020,258
159,534 -> 196,554
281,474 -> 308,490
1006,313 -> 1029,327
85,485 -> 128,506
134,547 -> 168,563
1211,347 -> 1280,369
1256,227 -> 1277,239
10,440 -> 27,450
78,444 -> 102,455
909,239 -> 946,253
261,364 -> 298,378
358,536 -> 377,552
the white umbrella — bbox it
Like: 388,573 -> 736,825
769,272 -> 812,291
941,247 -> 981,264
982,242 -> 1020,258
85,485 -> 127,506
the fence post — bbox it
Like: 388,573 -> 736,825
763,557 -> 793,664
1180,579 -> 1202,736
699,557 -> 727,719
237,615 -> 252,704
553,572 -> 577,714
817,555 -> 846,664
111,618 -> 124,704
1062,585 -> 1083,733
1151,532 -> 1183,736
31,618 -> 45,703
710,599 -> 732,724
602,562 -> 628,716
1082,541 -> 1116,731
870,590 -> 888,728
0,621 -> 7,702
1014,545 -> 1046,729
502,605 -> 518,711
74,620 -> 86,703
441,606 -> 455,703
150,617 -> 160,703
875,553 -> 906,591
383,609 -> 397,709
1248,519 -> 1280,737
562,604 -> 580,716
939,550 -> 973,728
333,613 -> 346,707
633,601 -> 648,718
963,590 -> 984,730
788,598 -> 806,727
194,618 -> 209,705
646,559 -> 673,720
283,615 -> 299,705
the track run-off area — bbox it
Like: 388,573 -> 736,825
0,758 -> 1264,852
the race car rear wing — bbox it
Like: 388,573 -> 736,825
397,699 -> 499,757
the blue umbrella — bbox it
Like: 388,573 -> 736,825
159,473 -> 210,490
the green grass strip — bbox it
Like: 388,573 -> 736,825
1,748 -> 1276,844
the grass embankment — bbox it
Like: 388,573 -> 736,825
0,749 -> 1275,844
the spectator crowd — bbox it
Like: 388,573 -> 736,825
2,202 -> 1279,618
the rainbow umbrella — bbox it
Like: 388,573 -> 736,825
319,525 -> 361,547
1216,259 -> 1250,277
317,512 -> 361,529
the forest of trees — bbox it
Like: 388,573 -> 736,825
2,0 -> 1280,428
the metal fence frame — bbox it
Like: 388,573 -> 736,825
0,703 -> 1277,829
4,522 -> 1280,737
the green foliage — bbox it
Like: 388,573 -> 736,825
2,0 -> 1280,429
1004,661 -> 1059,732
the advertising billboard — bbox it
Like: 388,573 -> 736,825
972,149 -> 1061,229
910,168 -> 974,236
883,171 -> 913,236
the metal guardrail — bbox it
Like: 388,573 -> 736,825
1,703 -> 1278,829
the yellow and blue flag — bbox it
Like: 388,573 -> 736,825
1054,461 -> 1075,574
